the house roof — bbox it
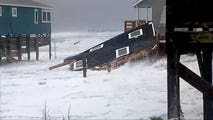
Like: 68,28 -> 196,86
131,0 -> 151,8
0,0 -> 52,9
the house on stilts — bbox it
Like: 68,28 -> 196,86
0,0 -> 52,65
126,0 -> 166,55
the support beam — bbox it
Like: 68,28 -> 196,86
26,35 -> 31,60
83,59 -> 87,78
0,50 -> 2,65
179,63 -> 213,98
6,35 -> 11,63
202,49 -> 213,120
35,36 -> 39,61
48,34 -> 51,60
0,35 -> 2,65
179,54 -> 213,120
167,41 -> 181,120
17,35 -> 22,61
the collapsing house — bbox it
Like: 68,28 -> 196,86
0,0 -> 52,65
50,22 -> 158,71
49,0 -> 166,71
131,0 -> 166,55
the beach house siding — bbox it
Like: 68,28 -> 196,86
0,5 -> 51,35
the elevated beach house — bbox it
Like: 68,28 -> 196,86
0,0 -> 52,64
131,0 -> 166,55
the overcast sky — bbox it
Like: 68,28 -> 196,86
34,0 -> 141,32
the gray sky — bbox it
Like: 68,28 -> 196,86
34,0 -> 139,32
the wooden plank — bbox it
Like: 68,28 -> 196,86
49,60 -> 74,70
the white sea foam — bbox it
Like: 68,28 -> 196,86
0,31 -> 207,120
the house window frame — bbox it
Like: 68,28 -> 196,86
12,7 -> 17,17
73,60 -> 83,70
128,29 -> 143,39
34,9 -> 38,24
89,44 -> 104,52
42,9 -> 51,23
116,46 -> 130,58
0,6 -> 2,16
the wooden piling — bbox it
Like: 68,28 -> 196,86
26,35 -> 31,60
0,52 -> 2,65
0,35 -> 2,65
202,49 -> 213,120
6,35 -> 11,63
17,35 -> 22,61
83,59 -> 87,78
35,36 -> 39,61
48,34 -> 51,60
167,41 -> 181,120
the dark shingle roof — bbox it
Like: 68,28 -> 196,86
0,0 -> 52,9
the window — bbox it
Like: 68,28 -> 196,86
0,6 -> 2,16
42,10 -> 51,23
128,29 -> 143,39
89,44 -> 104,52
12,7 -> 17,17
42,11 -> 46,21
34,9 -> 38,24
73,60 -> 83,70
116,46 -> 130,58
47,12 -> 51,21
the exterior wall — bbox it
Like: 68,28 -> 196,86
0,5 -> 51,35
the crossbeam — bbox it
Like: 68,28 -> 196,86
179,63 -> 213,98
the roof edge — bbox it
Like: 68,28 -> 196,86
0,3 -> 53,9
131,0 -> 144,7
